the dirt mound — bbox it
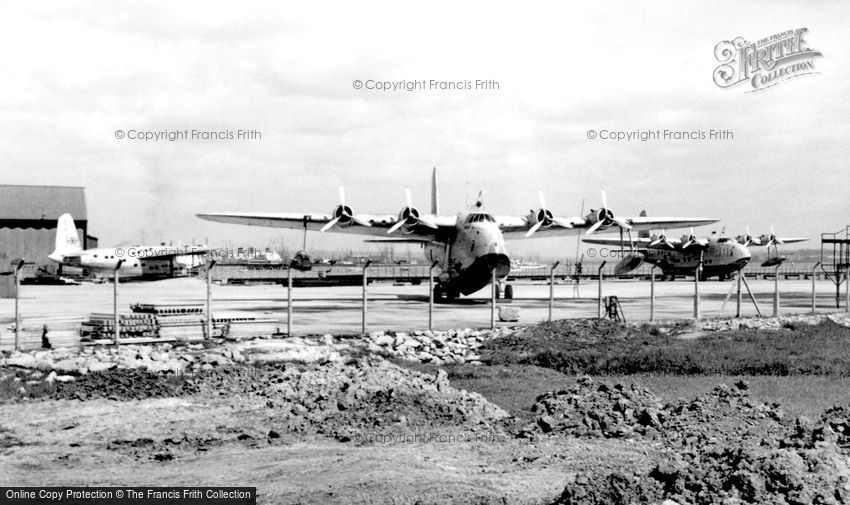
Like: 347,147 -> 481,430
254,356 -> 509,442
524,378 -> 786,444
51,369 -> 198,401
544,379 -> 850,505
53,356 -> 508,445
661,381 -> 787,448
522,376 -> 665,438
555,445 -> 850,505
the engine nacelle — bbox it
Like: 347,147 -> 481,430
585,208 -> 616,228
528,207 -> 555,230
330,204 -> 356,227
396,206 -> 422,234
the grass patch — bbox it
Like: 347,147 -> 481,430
481,319 -> 850,376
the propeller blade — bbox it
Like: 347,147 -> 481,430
553,217 -> 574,229
320,217 -> 340,233
525,221 -> 544,238
538,190 -> 546,209
338,186 -> 346,205
776,238 -> 785,245
418,218 -> 439,230
586,220 -> 605,235
405,187 -> 412,208
352,216 -> 372,227
387,220 -> 406,234
612,217 -> 632,230
600,188 -> 608,209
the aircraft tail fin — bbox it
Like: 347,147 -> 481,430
638,210 -> 650,238
52,213 -> 83,258
431,167 -> 439,214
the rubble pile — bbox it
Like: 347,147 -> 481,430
364,327 -> 516,365
51,368 -> 197,401
44,355 -> 508,444
542,378 -> 850,505
523,377 -> 665,438
696,313 -> 830,332
520,378 -> 791,448
244,356 -> 509,441
0,343 -> 244,377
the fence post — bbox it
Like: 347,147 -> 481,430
736,270 -> 743,318
811,262 -> 821,314
773,264 -> 782,317
113,259 -> 125,345
597,261 -> 607,319
287,266 -> 293,337
206,259 -> 216,340
650,265 -> 656,322
362,260 -> 371,336
549,261 -> 560,322
428,260 -> 438,331
490,269 -> 496,330
14,260 -> 24,351
693,252 -> 702,320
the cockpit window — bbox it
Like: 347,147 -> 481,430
465,213 -> 496,224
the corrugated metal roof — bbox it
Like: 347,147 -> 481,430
0,185 -> 86,220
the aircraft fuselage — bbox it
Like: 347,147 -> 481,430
643,238 -> 751,279
49,247 -> 175,278
424,211 -> 510,295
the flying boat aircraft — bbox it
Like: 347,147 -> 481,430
197,169 -> 719,300
583,226 -> 807,280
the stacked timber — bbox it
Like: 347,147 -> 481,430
130,303 -> 205,315
80,303 -> 279,343
81,313 -> 159,340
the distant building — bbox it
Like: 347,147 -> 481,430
0,185 -> 96,272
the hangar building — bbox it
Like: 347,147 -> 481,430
0,185 -> 96,273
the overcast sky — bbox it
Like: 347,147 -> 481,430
1,1 -> 847,259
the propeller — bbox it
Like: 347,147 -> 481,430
585,189 -> 632,235
320,186 -> 372,232
525,191 -> 573,237
387,188 -> 438,234
681,227 -> 697,249
762,226 -> 784,247
649,230 -> 675,249
736,226 -> 757,246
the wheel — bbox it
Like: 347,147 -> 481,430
434,285 -> 443,301
495,283 -> 501,299
504,284 -> 514,300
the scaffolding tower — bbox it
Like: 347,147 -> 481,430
821,226 -> 850,309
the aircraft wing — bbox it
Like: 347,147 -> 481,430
499,215 -> 719,239
582,236 -> 710,251
581,237 -> 655,247
750,237 -> 808,246
197,212 -> 457,238
122,245 -> 211,258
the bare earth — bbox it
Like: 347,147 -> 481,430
1,396 -> 657,505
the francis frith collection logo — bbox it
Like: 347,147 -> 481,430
713,28 -> 822,92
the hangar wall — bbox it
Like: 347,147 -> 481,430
0,185 -> 89,273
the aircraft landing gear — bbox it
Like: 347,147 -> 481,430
504,284 -> 514,300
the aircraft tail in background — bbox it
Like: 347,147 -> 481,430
431,167 -> 439,215
49,213 -> 82,262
